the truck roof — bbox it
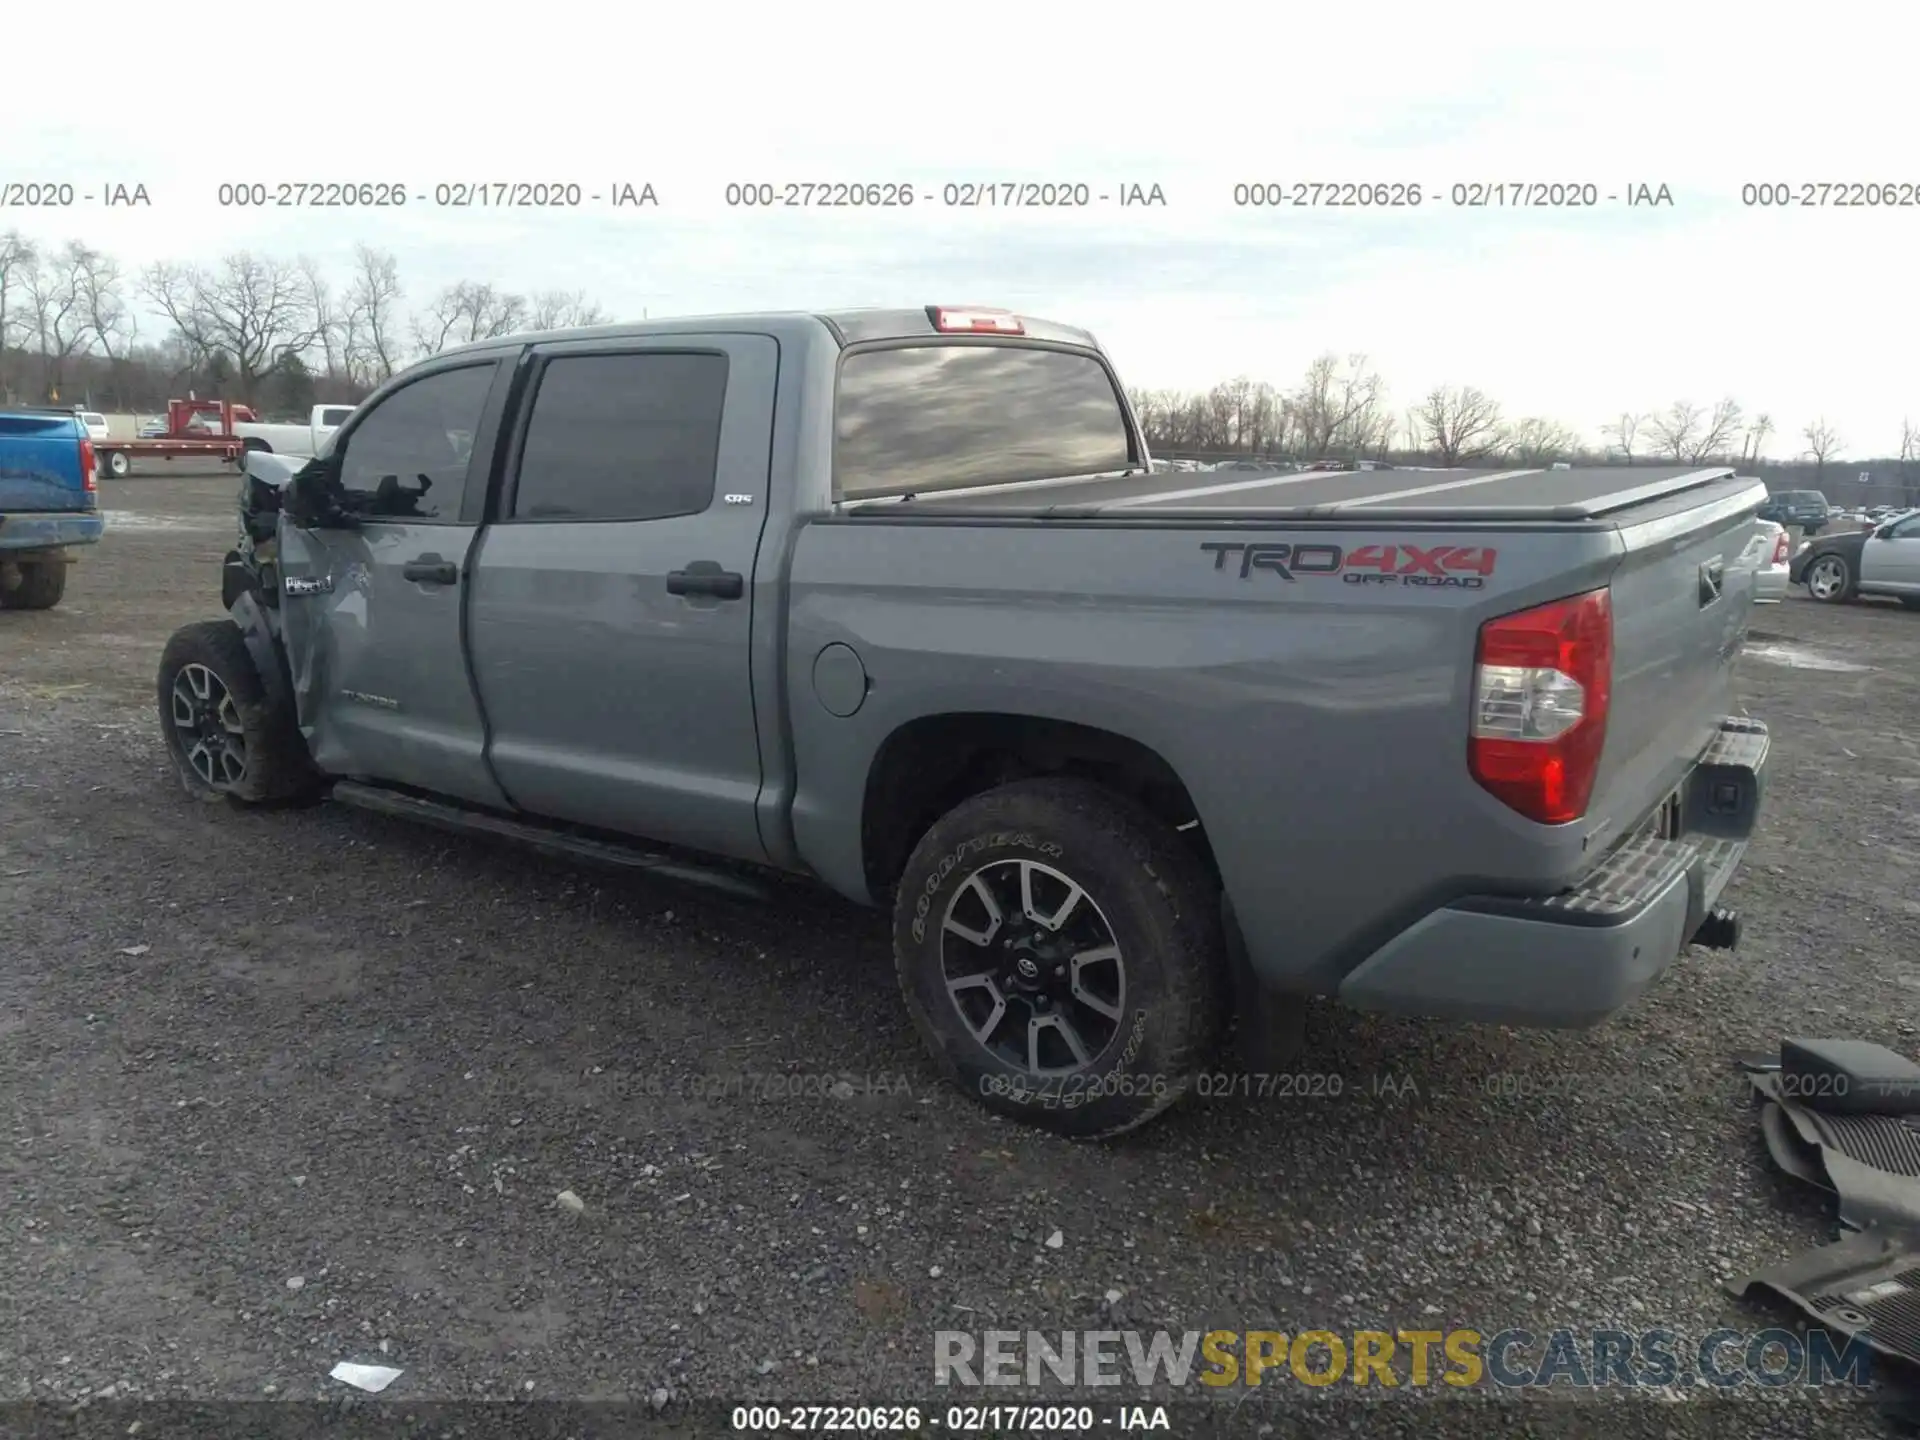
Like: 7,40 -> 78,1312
427,308 -> 1101,362
843,465 -> 1755,525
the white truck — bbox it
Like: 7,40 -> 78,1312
207,403 -> 357,460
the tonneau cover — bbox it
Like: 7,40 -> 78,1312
841,465 -> 1742,524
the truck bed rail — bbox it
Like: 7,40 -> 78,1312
840,465 -> 1747,525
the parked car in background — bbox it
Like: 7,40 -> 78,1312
1756,489 -> 1830,534
0,406 -> 101,609
1790,509 -> 1920,606
77,410 -> 110,443
138,417 -> 169,438
1743,520 -> 1792,604
156,303 -> 1769,1138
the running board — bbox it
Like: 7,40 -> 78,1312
327,780 -> 774,902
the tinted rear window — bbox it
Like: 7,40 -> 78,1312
834,343 -> 1132,499
1782,491 -> 1827,504
510,352 -> 729,522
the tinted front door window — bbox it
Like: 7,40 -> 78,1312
339,364 -> 495,520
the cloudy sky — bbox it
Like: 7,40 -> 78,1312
11,0 -> 1916,454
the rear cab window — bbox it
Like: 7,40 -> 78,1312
833,343 -> 1134,500
507,352 -> 729,522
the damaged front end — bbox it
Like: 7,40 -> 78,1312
221,462 -> 291,611
220,455 -> 309,720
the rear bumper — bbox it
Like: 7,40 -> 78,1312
0,510 -> 104,551
1338,716 -> 1768,1027
1754,563 -> 1790,604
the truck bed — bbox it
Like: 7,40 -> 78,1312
794,462 -> 1767,1001
842,464 -> 1737,524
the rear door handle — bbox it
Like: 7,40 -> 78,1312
403,558 -> 459,585
666,565 -> 744,600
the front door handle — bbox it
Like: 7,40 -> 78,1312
666,564 -> 744,600
403,558 -> 459,585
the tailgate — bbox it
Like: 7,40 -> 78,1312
0,413 -> 93,511
1583,473 -> 1766,848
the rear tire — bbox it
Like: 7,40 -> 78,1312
1803,553 -> 1856,603
891,777 -> 1226,1139
157,619 -> 320,806
0,559 -> 67,610
107,450 -> 131,478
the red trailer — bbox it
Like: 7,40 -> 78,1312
95,399 -> 259,478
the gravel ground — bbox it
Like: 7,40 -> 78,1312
2,471 -> 1918,1437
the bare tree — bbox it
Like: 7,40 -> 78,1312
529,289 -> 609,332
1900,418 -> 1920,506
1292,353 -> 1384,457
0,230 -> 36,402
25,241 -> 96,403
1803,417 -> 1843,478
1503,417 -> 1580,466
344,246 -> 404,385
1686,397 -> 1744,463
1413,385 -> 1504,465
72,246 -> 131,361
141,253 -> 323,403
1646,401 -> 1704,461
1741,413 -> 1775,467
71,245 -> 136,407
412,281 -> 529,357
1602,412 -> 1642,464
301,258 -> 346,382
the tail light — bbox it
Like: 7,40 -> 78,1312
1771,531 -> 1789,565
79,437 -> 97,492
1469,587 -> 1613,825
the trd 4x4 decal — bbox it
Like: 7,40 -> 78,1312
1200,541 -> 1498,589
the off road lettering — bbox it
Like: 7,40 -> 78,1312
1201,541 -> 1499,584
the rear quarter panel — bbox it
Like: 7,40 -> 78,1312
784,518 -> 1635,993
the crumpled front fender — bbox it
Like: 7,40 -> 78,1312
228,588 -> 298,720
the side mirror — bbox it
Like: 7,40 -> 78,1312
282,454 -> 357,529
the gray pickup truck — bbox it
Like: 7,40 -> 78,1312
157,305 -> 1770,1138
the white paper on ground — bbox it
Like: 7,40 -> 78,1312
329,1362 -> 404,1393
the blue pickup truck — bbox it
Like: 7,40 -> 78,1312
0,407 -> 103,609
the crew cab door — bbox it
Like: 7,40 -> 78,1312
275,358 -> 514,807
1861,512 -> 1920,591
464,334 -> 777,861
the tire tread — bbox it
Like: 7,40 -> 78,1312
156,619 -> 319,806
892,777 -> 1227,1140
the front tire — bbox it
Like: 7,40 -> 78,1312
157,619 -> 319,806
1803,553 -> 1856,603
0,558 -> 68,610
891,778 -> 1226,1139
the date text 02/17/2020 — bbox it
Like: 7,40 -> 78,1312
211,182 -> 660,208
729,1404 -> 1172,1432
